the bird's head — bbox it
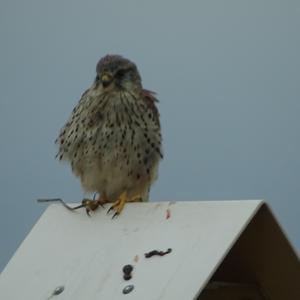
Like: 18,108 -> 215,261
95,55 -> 142,92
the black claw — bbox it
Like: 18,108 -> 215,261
112,212 -> 119,219
86,209 -> 91,217
107,206 -> 113,214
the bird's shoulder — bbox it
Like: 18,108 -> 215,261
141,89 -> 160,126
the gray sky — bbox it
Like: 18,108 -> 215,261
0,0 -> 299,271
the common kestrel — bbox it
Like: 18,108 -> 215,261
55,55 -> 163,217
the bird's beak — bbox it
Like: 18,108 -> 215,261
101,73 -> 113,87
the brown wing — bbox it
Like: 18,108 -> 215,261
141,89 -> 163,159
141,89 -> 160,128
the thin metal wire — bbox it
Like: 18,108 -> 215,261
37,198 -> 84,211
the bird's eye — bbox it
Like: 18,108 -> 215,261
115,69 -> 127,79
95,75 -> 100,82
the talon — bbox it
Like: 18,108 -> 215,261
71,193 -> 108,216
107,206 -> 114,214
86,208 -> 91,217
108,191 -> 127,218
107,191 -> 143,218
112,212 -> 119,219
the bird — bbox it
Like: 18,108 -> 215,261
55,55 -> 163,217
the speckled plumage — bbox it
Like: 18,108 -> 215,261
56,55 -> 162,204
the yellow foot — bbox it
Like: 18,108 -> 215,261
73,193 -> 108,216
107,191 -> 127,219
127,195 -> 143,202
107,192 -> 142,218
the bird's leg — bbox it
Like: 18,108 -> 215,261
107,192 -> 143,218
73,192 -> 108,216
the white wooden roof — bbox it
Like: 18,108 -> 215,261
0,200 -> 283,299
